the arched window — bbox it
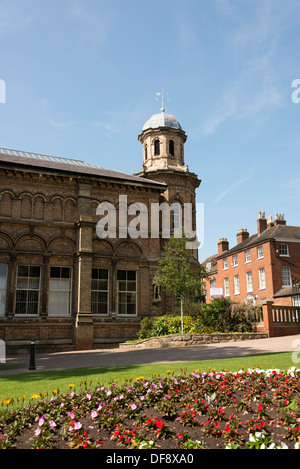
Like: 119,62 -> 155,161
144,144 -> 148,160
169,140 -> 174,157
154,139 -> 160,156
171,202 -> 182,231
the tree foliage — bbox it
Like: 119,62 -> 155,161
156,235 -> 206,334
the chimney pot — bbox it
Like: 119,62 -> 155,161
274,212 -> 286,226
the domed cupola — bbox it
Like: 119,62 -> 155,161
137,106 -> 188,173
142,110 -> 183,131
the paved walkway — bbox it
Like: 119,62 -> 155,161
1,334 -> 300,376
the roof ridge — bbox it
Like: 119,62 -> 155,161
0,147 -> 108,170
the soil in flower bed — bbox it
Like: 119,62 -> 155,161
1,367 -> 300,450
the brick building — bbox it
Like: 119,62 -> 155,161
204,212 -> 300,307
0,107 -> 200,352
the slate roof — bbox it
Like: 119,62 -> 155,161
274,279 -> 300,297
216,224 -> 300,259
202,253 -> 218,275
0,147 -> 167,190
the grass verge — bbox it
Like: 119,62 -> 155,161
0,351 -> 297,405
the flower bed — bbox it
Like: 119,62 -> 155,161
1,367 -> 300,449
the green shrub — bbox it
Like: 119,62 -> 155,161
138,299 -> 260,339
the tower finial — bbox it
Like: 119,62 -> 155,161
156,89 -> 165,113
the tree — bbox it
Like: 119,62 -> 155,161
156,234 -> 206,335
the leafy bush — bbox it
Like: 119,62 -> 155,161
138,299 -> 260,339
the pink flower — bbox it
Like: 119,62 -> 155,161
49,420 -> 56,428
38,417 -> 44,426
130,403 -> 137,410
35,428 -> 41,436
74,422 -> 82,430
91,411 -> 97,419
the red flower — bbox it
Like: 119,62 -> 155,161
154,419 -> 164,428
178,433 -> 183,438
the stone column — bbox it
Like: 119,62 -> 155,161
7,254 -> 17,317
41,256 -> 50,319
74,182 -> 94,350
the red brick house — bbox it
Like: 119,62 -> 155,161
204,212 -> 300,307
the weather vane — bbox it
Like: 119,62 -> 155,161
156,89 -> 168,112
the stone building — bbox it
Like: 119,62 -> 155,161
0,108 -> 200,352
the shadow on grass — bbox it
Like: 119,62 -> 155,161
0,351 -> 296,385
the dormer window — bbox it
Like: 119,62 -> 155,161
169,140 -> 174,156
154,140 -> 160,156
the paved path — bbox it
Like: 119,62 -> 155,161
1,334 -> 300,376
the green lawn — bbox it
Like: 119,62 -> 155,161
0,351 -> 297,406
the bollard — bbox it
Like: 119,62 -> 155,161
29,339 -> 36,370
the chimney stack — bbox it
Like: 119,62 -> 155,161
257,211 -> 267,235
237,228 -> 249,244
274,213 -> 286,226
218,238 -> 229,254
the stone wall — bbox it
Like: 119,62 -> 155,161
119,332 -> 268,349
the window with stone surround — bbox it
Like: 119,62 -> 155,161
0,264 -> 7,317
169,140 -> 174,156
15,266 -> 41,315
91,268 -> 109,315
117,270 -> 137,315
48,267 -> 72,316
154,139 -> 160,156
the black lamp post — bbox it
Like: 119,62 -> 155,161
29,339 -> 36,370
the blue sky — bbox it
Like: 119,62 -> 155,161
0,0 -> 300,261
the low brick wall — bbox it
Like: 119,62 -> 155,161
119,332 -> 268,349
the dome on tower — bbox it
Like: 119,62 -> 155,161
142,109 -> 182,131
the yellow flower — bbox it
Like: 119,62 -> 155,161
135,376 -> 145,381
68,384 -> 75,389
51,390 -> 57,395
31,394 -> 40,399
5,398 -> 13,406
